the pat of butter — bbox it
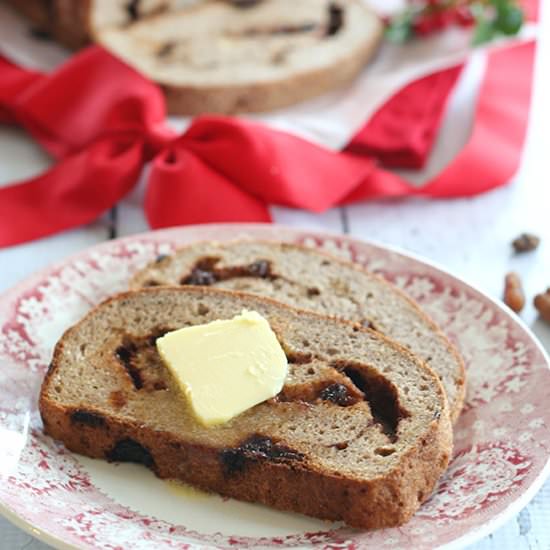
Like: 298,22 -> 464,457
156,310 -> 288,426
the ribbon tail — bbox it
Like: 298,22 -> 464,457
346,64 -> 464,170
0,138 -> 144,248
418,41 -> 535,198
343,41 -> 535,204
145,147 -> 272,228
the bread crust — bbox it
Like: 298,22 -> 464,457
3,0 -> 52,28
41,400 -> 450,529
4,0 -> 92,48
40,287 -> 452,529
53,0 -> 93,48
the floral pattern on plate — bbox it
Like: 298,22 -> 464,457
0,224 -> 549,550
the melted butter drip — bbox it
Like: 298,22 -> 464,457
165,479 -> 211,500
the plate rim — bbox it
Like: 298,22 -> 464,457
0,222 -> 549,550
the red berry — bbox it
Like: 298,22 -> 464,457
413,16 -> 437,35
412,8 -> 453,36
453,6 -> 475,26
433,11 -> 452,29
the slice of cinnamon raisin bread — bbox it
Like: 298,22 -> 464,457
94,0 -> 382,114
5,0 -> 381,113
131,241 -> 466,422
40,287 -> 452,529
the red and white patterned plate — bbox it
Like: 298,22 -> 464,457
1,224 -> 549,550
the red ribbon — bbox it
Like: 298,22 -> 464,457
0,40 -> 535,248
343,40 -> 536,203
347,64 -> 464,169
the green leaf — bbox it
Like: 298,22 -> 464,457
385,12 -> 414,43
495,4 -> 524,35
491,0 -> 508,10
472,18 -> 497,45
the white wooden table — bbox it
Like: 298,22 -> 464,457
1,16 -> 549,550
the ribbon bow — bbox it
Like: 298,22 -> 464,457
0,41 -> 535,248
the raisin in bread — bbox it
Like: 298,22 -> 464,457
4,0 -> 382,114
131,241 -> 466,422
40,287 -> 452,529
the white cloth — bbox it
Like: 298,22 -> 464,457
0,2 -> 536,150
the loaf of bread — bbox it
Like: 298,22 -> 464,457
95,0 -> 383,114
40,286 -> 452,529
131,241 -> 466,422
4,0 -> 383,114
3,0 -> 205,47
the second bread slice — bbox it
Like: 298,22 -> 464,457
132,241 -> 466,421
